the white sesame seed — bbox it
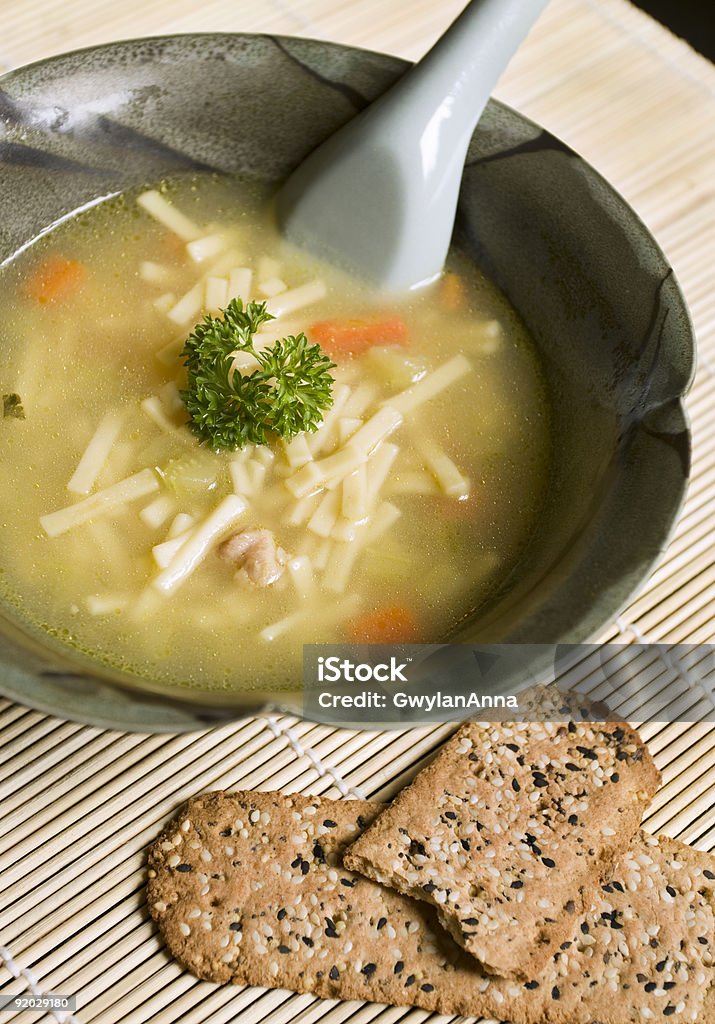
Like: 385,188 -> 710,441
249,810 -> 260,823
188,908 -> 201,919
153,901 -> 167,913
179,923 -> 191,937
200,849 -> 212,863
167,854 -> 180,868
601,826 -> 617,836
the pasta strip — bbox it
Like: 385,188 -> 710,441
228,267 -> 252,301
137,190 -> 202,241
139,494 -> 177,529
388,354 -> 471,414
40,469 -> 159,537
267,279 -> 327,318
419,438 -> 470,498
67,411 -> 123,495
186,233 -> 226,264
152,493 -> 247,595
307,490 -> 341,538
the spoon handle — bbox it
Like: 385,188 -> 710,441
278,0 -> 549,291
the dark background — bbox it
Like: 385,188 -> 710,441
635,1 -> 714,61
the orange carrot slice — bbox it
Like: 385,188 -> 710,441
309,317 -> 407,356
24,256 -> 87,303
346,605 -> 419,644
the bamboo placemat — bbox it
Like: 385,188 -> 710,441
0,0 -> 714,1021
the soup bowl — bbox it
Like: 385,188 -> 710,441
0,34 -> 694,731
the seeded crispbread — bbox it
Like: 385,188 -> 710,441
344,718 -> 659,978
147,790 -> 714,1024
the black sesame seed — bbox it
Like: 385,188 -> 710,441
568,721 -> 576,733
564,901 -> 575,913
423,882 -> 437,893
564,763 -> 580,771
663,1006 -> 676,1016
340,878 -> 355,887
663,982 -> 677,990
394,960 -> 404,974
512,778 -> 521,792
552,987 -> 560,1000
421,983 -> 435,992
506,742 -> 520,752
524,980 -> 539,990
560,941 -> 572,950
444,811 -> 457,820
568,814 -> 579,826
462,917 -> 479,925
666,885 -> 676,897
176,864 -> 192,872
636,974 -> 648,984
329,966 -> 339,980
409,839 -> 427,857
291,856 -> 302,869
461,839 -> 471,851
219,828 -> 232,837
362,963 -> 377,976
229,922 -> 242,931
278,945 -> 290,954
323,819 -> 337,828
300,861 -> 310,875
581,922 -> 590,934
313,842 -> 326,864
377,917 -> 387,930
656,960 -> 667,972
302,936 -> 314,947
704,869 -> 714,880
405,974 -> 416,987
533,776 -> 549,788
698,936 -> 708,945
613,727 -> 625,741
325,927 -> 338,938
510,881 -> 524,890
610,772 -> 620,783
542,857 -> 556,869
277,909 -> 287,921
616,750 -> 629,761
612,881 -> 625,892
644,982 -> 657,993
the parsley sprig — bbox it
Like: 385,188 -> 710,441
180,299 -> 335,452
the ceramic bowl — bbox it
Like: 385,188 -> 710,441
0,34 -> 694,730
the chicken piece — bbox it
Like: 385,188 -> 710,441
219,527 -> 286,587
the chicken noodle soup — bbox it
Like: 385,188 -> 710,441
0,176 -> 550,692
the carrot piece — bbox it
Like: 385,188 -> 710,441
440,271 -> 465,311
309,317 -> 407,356
346,605 -> 419,644
24,256 -> 87,303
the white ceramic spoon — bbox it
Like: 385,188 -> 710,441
277,0 -> 549,292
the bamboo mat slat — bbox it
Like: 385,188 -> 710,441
1,1 -> 714,1022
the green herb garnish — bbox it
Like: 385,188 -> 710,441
2,393 -> 25,419
180,299 -> 335,452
